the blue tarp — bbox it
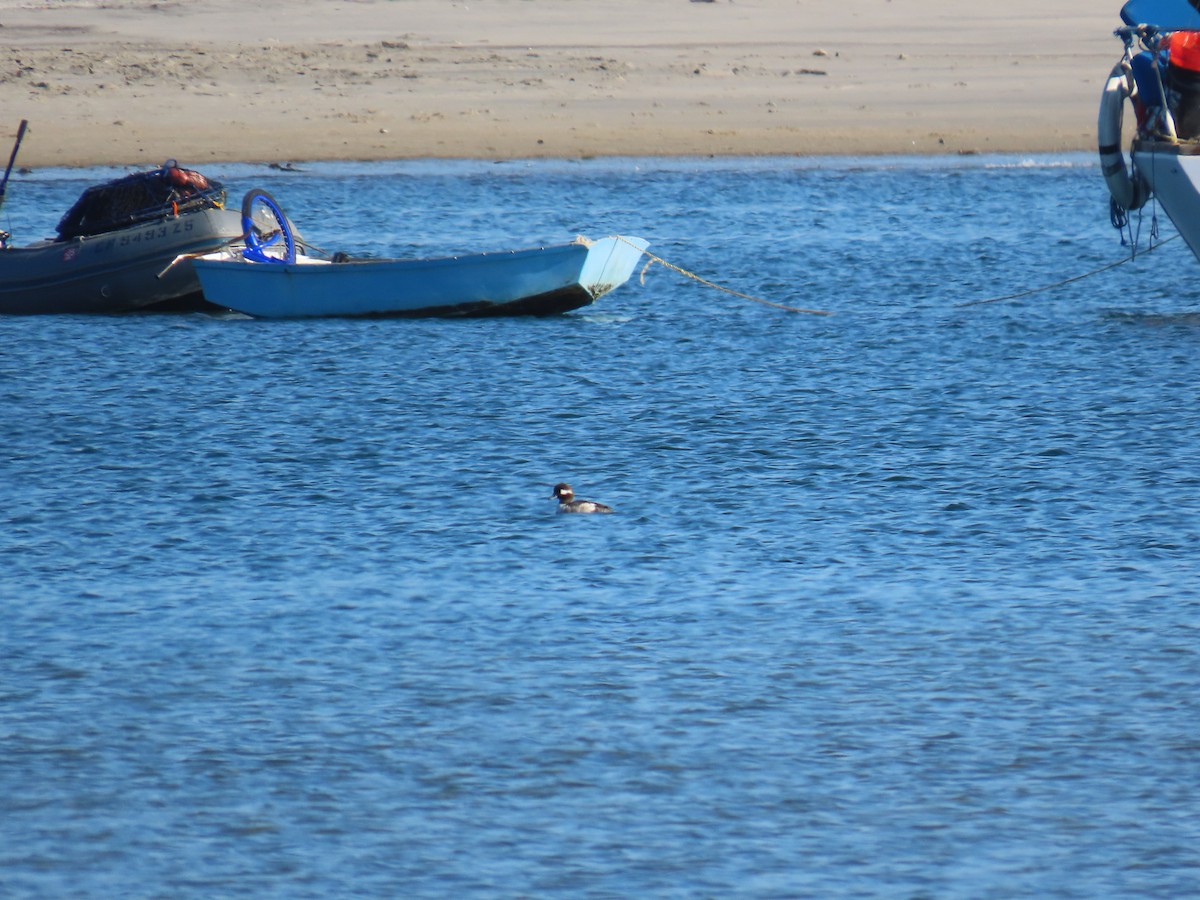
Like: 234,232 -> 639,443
1121,0 -> 1200,28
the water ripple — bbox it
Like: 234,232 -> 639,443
1,156 -> 1199,897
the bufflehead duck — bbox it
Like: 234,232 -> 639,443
551,482 -> 614,514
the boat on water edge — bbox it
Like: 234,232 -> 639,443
0,151 -> 245,315
190,189 -> 648,319
1101,0 -> 1200,264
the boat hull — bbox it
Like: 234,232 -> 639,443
192,235 -> 649,319
0,207 -> 245,314
1131,142 -> 1200,262
1130,142 -> 1200,262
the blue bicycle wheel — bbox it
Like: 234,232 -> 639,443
240,188 -> 296,264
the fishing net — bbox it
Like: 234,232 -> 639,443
55,161 -> 226,240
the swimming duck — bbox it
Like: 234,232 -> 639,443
551,482 -> 614,514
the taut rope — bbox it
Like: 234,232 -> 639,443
956,234 -> 1181,308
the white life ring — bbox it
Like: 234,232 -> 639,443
1099,61 -> 1152,211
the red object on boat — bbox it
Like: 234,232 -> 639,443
1167,30 -> 1200,72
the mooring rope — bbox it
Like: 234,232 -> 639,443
956,233 -> 1181,308
616,236 -> 832,315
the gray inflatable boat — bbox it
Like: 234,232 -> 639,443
0,161 -> 244,315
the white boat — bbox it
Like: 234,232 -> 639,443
1101,1 -> 1200,261
191,189 -> 648,318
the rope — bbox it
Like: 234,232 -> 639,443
616,236 -> 832,315
955,233 -> 1181,308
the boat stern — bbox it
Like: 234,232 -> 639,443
1132,141 -> 1200,260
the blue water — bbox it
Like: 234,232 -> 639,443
2,156 -> 1199,898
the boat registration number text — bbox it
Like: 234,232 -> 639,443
88,219 -> 197,255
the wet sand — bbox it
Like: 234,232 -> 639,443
0,0 -> 1117,167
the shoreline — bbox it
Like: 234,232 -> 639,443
4,148 -> 1101,178
1,0 -> 1117,169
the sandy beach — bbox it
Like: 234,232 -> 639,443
1,0 -> 1118,168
